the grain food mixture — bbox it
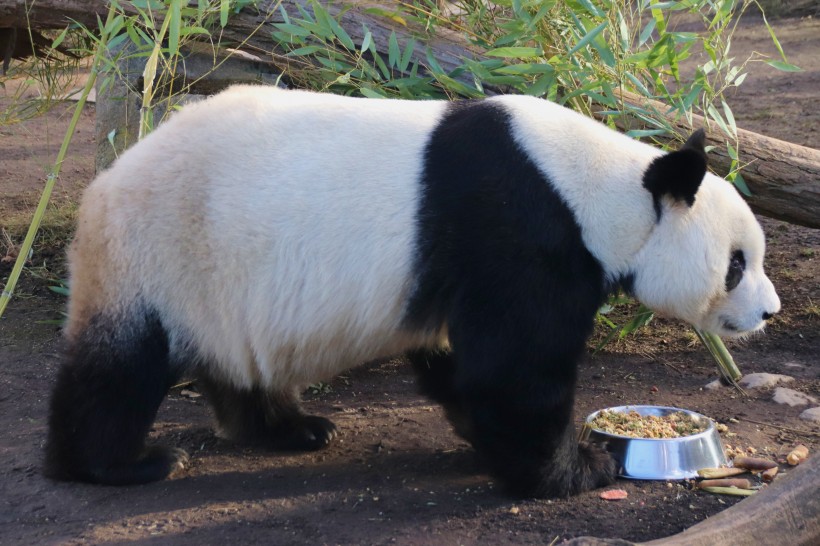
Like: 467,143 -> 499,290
590,409 -> 707,438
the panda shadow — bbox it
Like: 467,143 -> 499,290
72,450 -> 501,546
150,418 -> 484,483
90,440 -> 498,517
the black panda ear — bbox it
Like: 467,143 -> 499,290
642,129 -> 708,219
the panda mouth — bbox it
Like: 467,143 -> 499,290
721,319 -> 739,333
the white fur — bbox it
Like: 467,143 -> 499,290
68,87 -> 779,393
631,175 -> 780,336
496,94 -> 779,337
70,86 -> 448,389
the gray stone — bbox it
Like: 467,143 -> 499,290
772,387 -> 817,407
799,407 -> 820,423
738,373 -> 794,389
704,379 -> 722,390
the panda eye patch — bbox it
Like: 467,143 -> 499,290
725,250 -> 746,291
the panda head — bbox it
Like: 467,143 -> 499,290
630,130 -> 781,338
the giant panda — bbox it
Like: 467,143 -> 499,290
44,86 -> 780,497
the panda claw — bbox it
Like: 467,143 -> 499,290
268,415 -> 337,451
300,415 -> 338,448
78,445 -> 190,485
168,447 -> 190,475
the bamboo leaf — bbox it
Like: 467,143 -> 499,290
577,0 -> 605,17
761,11 -> 788,61
360,28 -> 372,53
486,46 -> 542,58
327,13 -> 355,50
495,63 -> 555,75
568,21 -> 607,57
49,286 -> 70,297
765,60 -> 802,72
721,99 -> 737,138
399,39 -> 416,72
220,0 -> 230,27
638,19 -> 656,47
625,129 -> 668,138
51,27 -> 70,49
274,23 -> 313,38
388,31 -> 400,68
287,45 -> 324,57
168,0 -> 182,55
732,172 -> 752,196
359,87 -> 387,98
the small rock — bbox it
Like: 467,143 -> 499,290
772,387 -> 817,407
783,361 -> 805,369
704,379 -> 722,390
799,407 -> 820,424
738,373 -> 794,389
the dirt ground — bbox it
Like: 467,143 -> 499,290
1,13 -> 819,546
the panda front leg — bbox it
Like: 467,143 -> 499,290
196,374 -> 337,450
447,315 -> 616,498
45,312 -> 188,485
407,349 -> 474,444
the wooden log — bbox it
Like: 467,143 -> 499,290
1,0 -> 818,227
605,91 -> 820,229
0,0 -> 481,75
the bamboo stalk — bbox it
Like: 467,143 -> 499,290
694,327 -> 744,390
0,4 -> 118,319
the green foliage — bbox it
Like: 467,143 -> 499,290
271,0 -> 797,144
595,298 -> 655,352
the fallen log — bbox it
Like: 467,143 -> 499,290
1,0 -> 818,227
562,454 -> 819,545
606,91 -> 820,229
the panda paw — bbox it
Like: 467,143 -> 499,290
129,445 -> 190,482
270,415 -> 338,451
524,442 -> 616,498
83,445 -> 190,485
577,441 -> 617,489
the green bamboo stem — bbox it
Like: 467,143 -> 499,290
0,5 -> 118,320
694,327 -> 744,387
139,8 -> 175,140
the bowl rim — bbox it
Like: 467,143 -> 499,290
583,404 -> 717,442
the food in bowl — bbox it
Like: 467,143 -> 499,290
589,408 -> 707,439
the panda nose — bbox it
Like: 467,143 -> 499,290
762,311 -> 776,321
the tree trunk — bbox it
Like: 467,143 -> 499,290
1,0 -> 818,227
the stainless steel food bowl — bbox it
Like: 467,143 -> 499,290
579,405 -> 727,480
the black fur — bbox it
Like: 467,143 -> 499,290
643,129 -> 707,220
725,249 -> 746,292
44,308 -> 187,485
407,349 -> 474,443
45,307 -> 337,485
195,373 -> 337,449
406,101 -> 616,497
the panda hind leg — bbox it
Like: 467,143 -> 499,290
45,310 -> 188,485
196,375 -> 337,451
